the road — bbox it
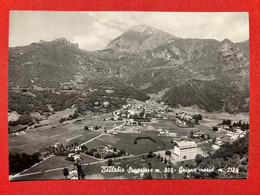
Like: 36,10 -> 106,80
79,120 -> 126,146
10,119 -> 126,180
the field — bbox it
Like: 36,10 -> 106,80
83,119 -> 229,155
9,107 -> 245,180
9,112 -> 123,154
11,169 -> 65,181
145,119 -> 227,138
21,155 -> 98,175
85,130 -> 174,155
173,106 -> 249,122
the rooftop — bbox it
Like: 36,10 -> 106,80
175,140 -> 197,148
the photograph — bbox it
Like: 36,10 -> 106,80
8,11 -> 249,181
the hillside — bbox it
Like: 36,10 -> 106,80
189,133 -> 249,179
8,25 -> 249,113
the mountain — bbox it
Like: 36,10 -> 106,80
8,25 -> 249,113
106,25 -> 177,53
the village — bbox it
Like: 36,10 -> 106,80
9,98 -> 249,180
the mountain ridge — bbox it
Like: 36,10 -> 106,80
8,25 -> 249,113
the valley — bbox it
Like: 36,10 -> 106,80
8,25 -> 249,180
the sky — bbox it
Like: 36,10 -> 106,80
9,11 -> 249,51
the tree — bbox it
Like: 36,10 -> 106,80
195,118 -> 199,125
63,167 -> 69,179
190,131 -> 194,138
143,163 -> 153,179
108,159 -> 113,166
165,150 -> 171,156
212,126 -> 218,131
84,126 -> 89,130
133,114 -> 139,119
147,151 -> 154,158
139,111 -> 145,118
18,114 -> 33,125
195,154 -> 203,164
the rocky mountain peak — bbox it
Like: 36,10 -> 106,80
130,25 -> 156,34
105,25 -> 176,53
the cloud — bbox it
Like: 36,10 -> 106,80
9,12 -> 249,50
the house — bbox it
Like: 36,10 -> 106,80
221,125 -> 230,130
68,165 -> 78,180
172,141 -> 197,160
73,154 -> 81,161
159,131 -> 165,136
125,119 -> 138,126
67,153 -> 82,162
103,101 -> 109,107
70,146 -> 81,153
168,132 -> 177,137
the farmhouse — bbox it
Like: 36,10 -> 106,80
68,153 -> 82,162
172,140 -> 197,160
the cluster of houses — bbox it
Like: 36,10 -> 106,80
218,124 -> 244,132
82,144 -> 126,159
42,143 -> 82,161
120,99 -> 169,119
175,112 -> 196,127
226,131 -> 247,140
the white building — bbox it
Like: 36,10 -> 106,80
172,141 -> 197,160
68,165 -> 78,180
168,132 -> 177,137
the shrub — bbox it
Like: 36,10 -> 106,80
18,114 -> 33,125
212,126 -> 218,131
108,159 -> 113,166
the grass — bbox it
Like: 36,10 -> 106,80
11,169 -> 65,181
21,155 -> 98,175
85,130 -> 174,155
8,112 -> 123,154
21,156 -> 74,174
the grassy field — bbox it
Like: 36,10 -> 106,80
21,155 -> 98,175
85,130 -> 174,155
21,156 -> 74,174
173,106 -> 249,122
83,119 -> 227,155
11,169 -> 65,181
144,119 -> 227,138
9,112 -> 123,154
